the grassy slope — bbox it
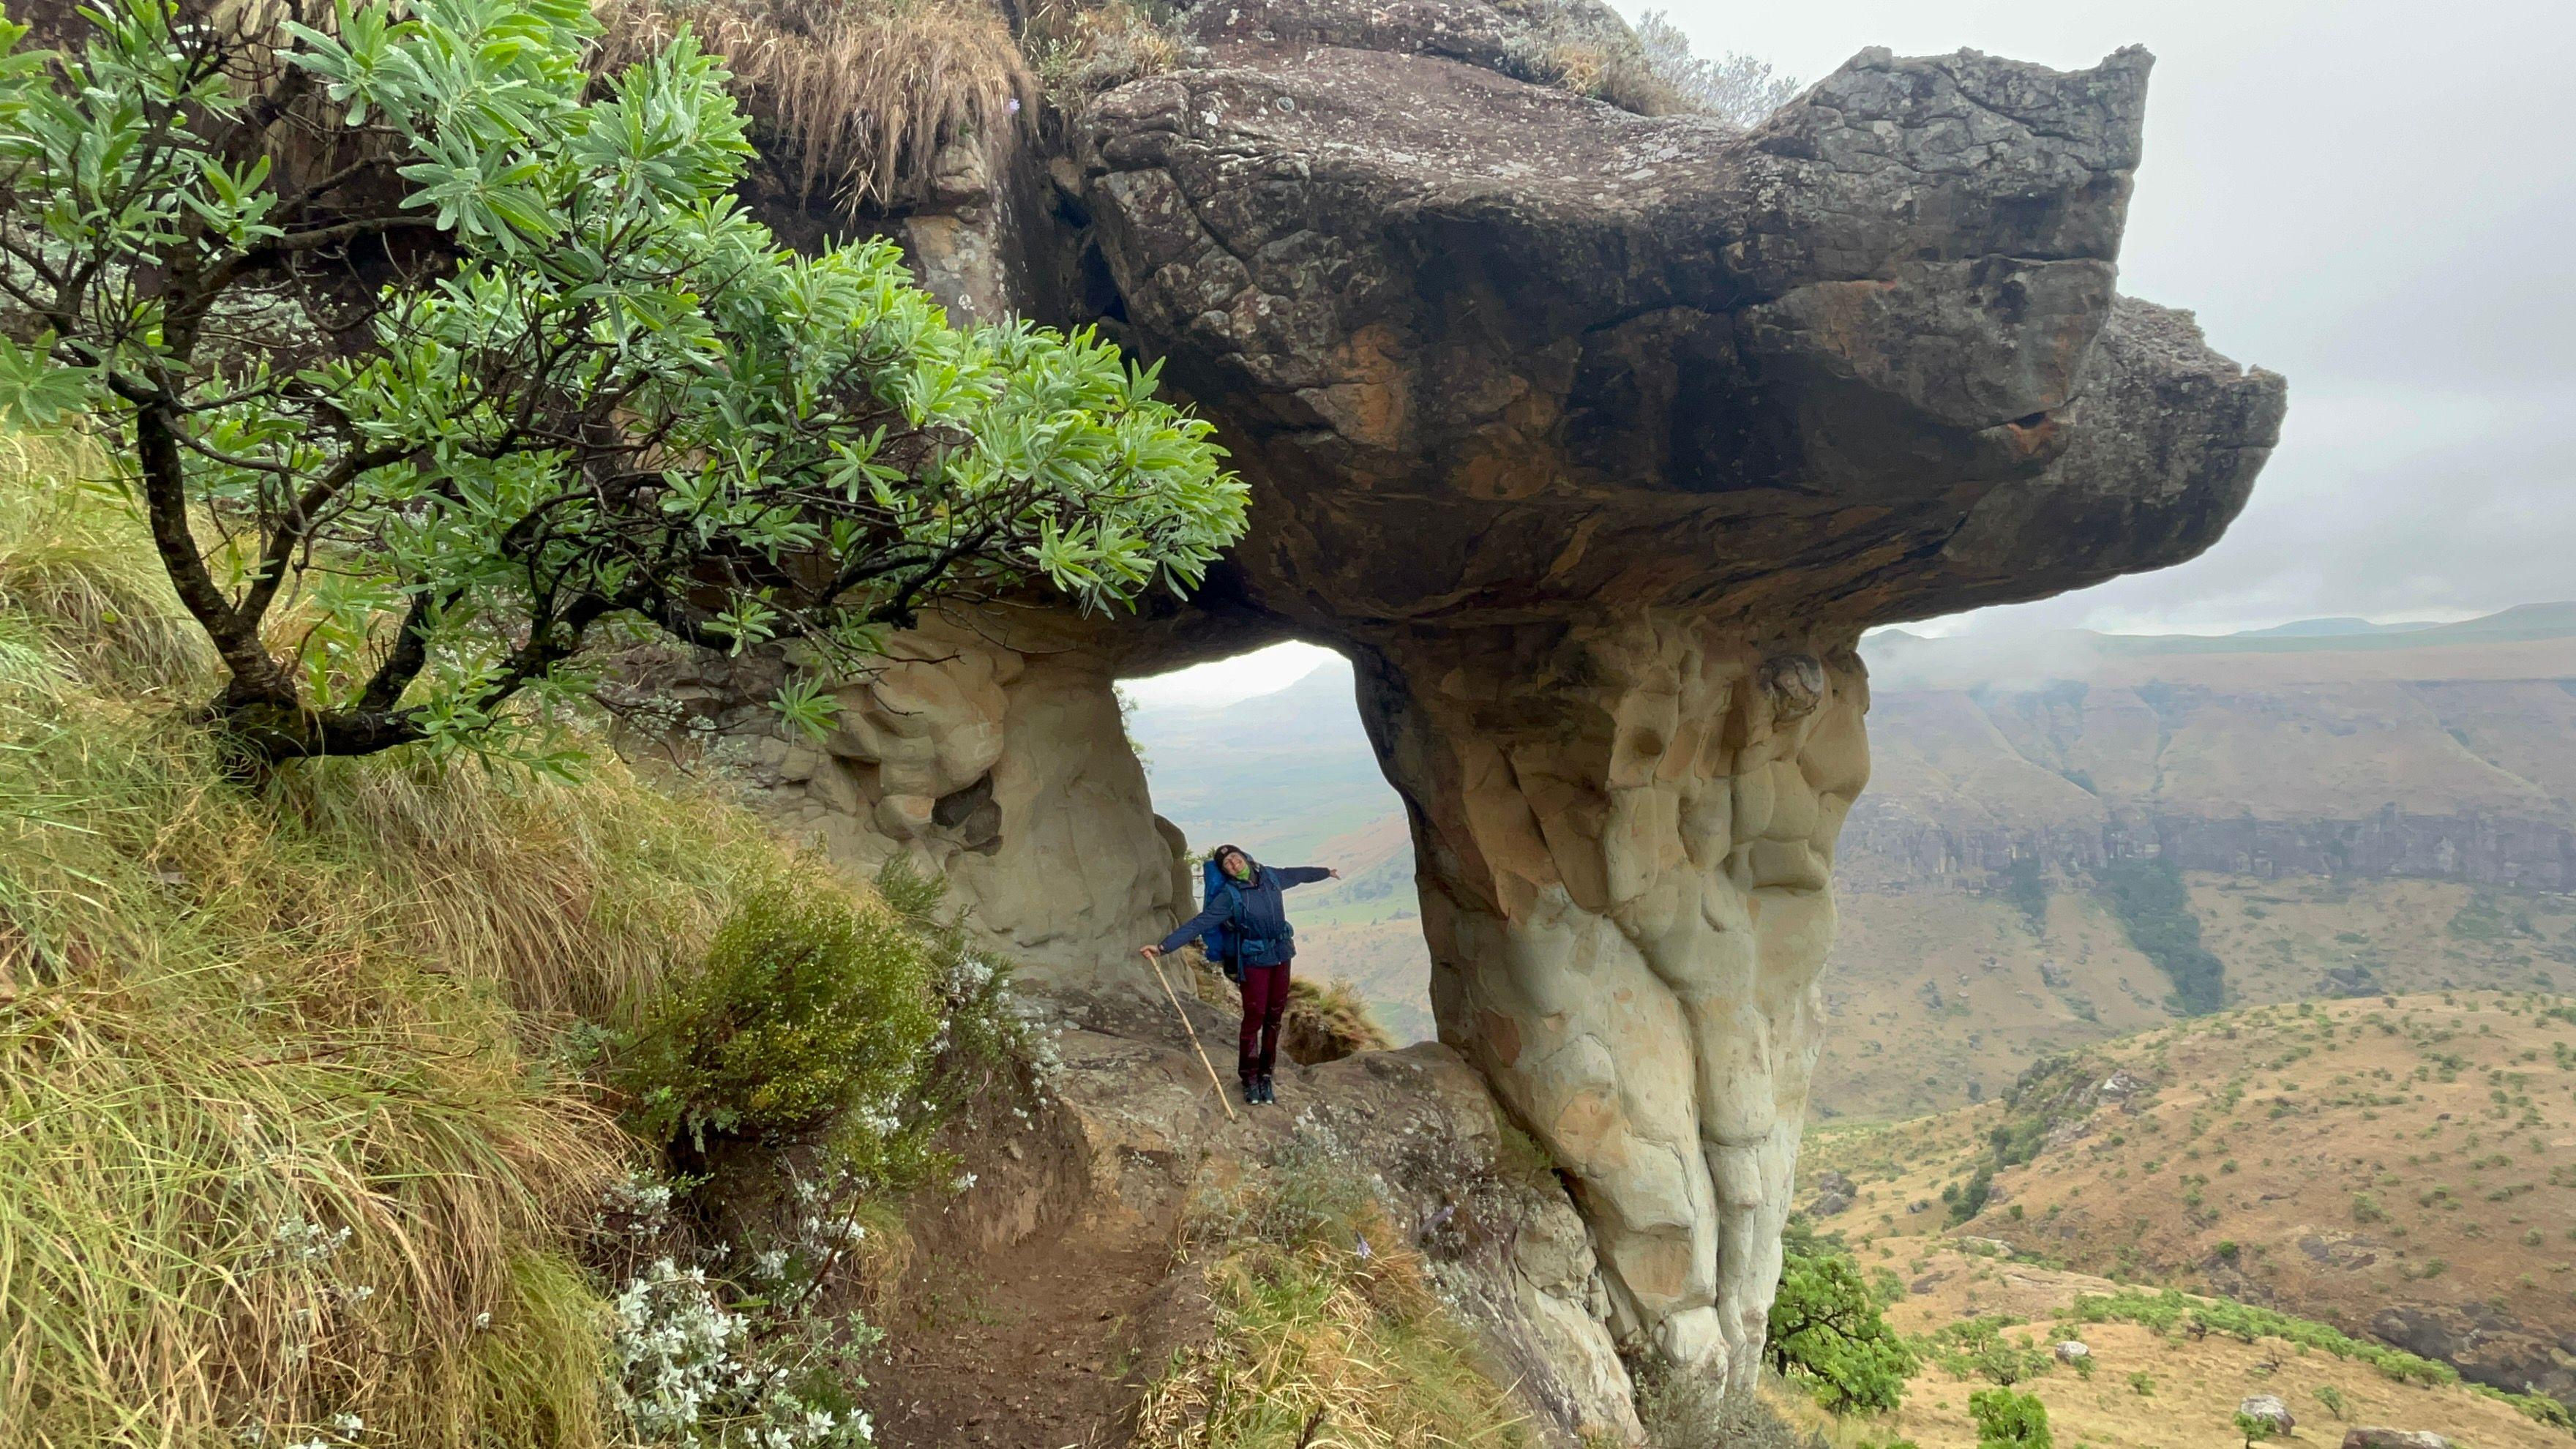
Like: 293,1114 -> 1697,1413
1814,874 -> 2576,1120
1800,991 -> 2576,1443
1805,1254 -> 2571,1449
0,435 -> 808,1447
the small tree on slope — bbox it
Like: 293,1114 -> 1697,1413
1765,1219 -> 1916,1413
0,0 -> 1242,769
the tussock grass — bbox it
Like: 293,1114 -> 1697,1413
0,430 -> 207,694
0,434 -> 801,1446
1134,1139 -> 1531,1448
597,0 -> 1033,213
1182,955 -> 1397,1063
1282,975 -> 1397,1063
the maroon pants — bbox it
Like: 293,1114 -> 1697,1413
1238,960 -> 1291,1077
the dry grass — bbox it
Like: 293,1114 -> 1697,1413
1282,974 -> 1397,1063
0,431 -> 803,1446
596,0 -> 1033,212
1134,1144 -> 1532,1448
1019,0 -> 1180,97
0,430 -> 208,694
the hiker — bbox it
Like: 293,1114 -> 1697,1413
1140,844 -> 1338,1106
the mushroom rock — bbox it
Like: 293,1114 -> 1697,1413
719,0 -> 2283,1400
1056,0 -> 2284,1389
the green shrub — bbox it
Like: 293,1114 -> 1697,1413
1969,1386 -> 2052,1449
1920,1317 -> 2055,1387
2469,1382 -> 2576,1431
2311,1385 -> 2351,1420
1767,1221 -> 1915,1412
1944,1164 -> 1996,1226
2064,1289 -> 2454,1386
2093,858 -> 2225,1014
619,874 -> 941,1177
2129,1371 -> 2155,1397
872,858 -> 1047,1123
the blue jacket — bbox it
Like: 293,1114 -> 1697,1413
1158,864 -> 1331,967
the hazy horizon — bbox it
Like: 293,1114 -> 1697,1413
1123,597 -> 2575,711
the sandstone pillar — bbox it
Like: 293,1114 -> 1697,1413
1355,618 -> 1866,1384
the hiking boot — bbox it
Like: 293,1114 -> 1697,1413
1240,1076 -> 1259,1106
1256,1073 -> 1276,1105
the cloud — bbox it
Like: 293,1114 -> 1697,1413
1638,0 -> 2576,636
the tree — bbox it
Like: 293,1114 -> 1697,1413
1764,1221 -> 1917,1412
1969,1387 -> 2052,1449
0,0 -> 1242,769
2234,1411 -> 2278,1448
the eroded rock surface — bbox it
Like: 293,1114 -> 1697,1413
1051,1 -> 2281,1389
724,0 -> 2283,1399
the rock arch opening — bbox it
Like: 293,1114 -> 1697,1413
1120,641 -> 1439,1044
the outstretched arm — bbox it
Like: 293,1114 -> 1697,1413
1145,888 -> 1237,957
1277,866 -> 1341,888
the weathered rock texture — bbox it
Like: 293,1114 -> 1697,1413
1352,623 -> 1869,1369
1050,4 -> 2282,1388
729,0 -> 2284,1396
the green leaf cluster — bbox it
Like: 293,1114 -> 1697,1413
1968,1387 -> 2051,1449
1920,1315 -> 2056,1388
0,0 -> 1244,767
1764,1220 -> 1916,1413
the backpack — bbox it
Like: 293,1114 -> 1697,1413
1199,856 -> 1243,982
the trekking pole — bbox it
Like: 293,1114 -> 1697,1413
1147,953 -> 1237,1122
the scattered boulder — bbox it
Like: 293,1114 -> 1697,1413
1808,1169 -> 1856,1218
2341,1430 -> 2450,1449
2097,1068 -> 2154,1109
2053,1340 -> 2091,1366
2296,1232 -> 2379,1270
2239,1395 -> 2296,1435
1906,1199 -> 1933,1215
1955,1236 -> 2018,1257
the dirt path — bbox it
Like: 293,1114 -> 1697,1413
867,1216 -> 1177,1449
865,991 -> 1243,1449
863,984 -> 1467,1447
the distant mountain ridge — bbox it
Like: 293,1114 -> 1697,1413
1133,605 -> 2576,1079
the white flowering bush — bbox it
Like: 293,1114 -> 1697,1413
608,1257 -> 873,1448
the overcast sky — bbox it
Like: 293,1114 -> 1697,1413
1660,0 -> 2576,637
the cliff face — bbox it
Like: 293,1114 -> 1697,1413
721,0 -> 2285,1403
1845,631 -> 2576,894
